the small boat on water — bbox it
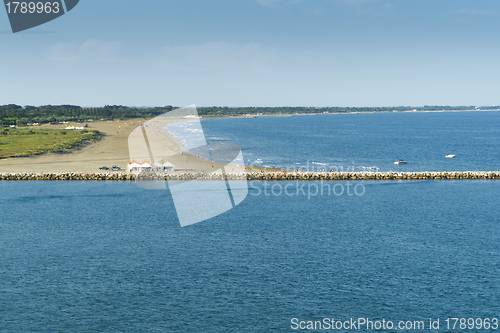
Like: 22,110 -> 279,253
445,154 -> 456,158
394,159 -> 407,165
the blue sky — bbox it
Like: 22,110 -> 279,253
1,0 -> 499,107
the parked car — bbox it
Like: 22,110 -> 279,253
99,166 -> 110,170
111,166 -> 121,171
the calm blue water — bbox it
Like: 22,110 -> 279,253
1,112 -> 499,332
201,111 -> 500,171
1,180 -> 499,332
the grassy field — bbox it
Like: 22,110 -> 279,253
0,128 -> 101,159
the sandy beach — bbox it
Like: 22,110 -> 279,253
0,120 -> 142,173
0,119 -> 251,174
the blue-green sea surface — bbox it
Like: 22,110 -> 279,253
0,180 -> 498,332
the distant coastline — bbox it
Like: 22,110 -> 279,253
2,104 -> 499,126
214,108 -> 500,120
1,107 -> 498,174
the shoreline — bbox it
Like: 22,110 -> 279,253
202,108 -> 500,119
1,171 -> 499,181
0,110 -> 498,174
0,120 -> 143,173
0,115 -> 245,174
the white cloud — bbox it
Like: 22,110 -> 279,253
44,39 -> 123,62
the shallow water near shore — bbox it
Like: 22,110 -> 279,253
200,111 -> 500,171
1,180 -> 498,332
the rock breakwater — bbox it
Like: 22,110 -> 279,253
0,171 -> 499,181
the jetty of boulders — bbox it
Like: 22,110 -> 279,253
1,171 -> 499,181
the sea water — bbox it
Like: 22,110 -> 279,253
201,111 -> 500,171
1,111 -> 499,332
0,180 -> 499,332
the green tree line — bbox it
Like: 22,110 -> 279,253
1,104 -> 497,125
0,104 -> 174,125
